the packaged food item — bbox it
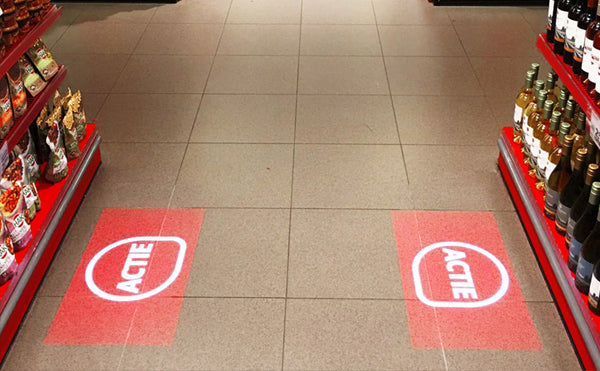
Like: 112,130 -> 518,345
14,0 -> 27,19
61,108 -> 79,160
16,13 -> 28,33
18,56 -> 45,96
2,24 -> 18,47
21,181 -> 37,221
0,38 -> 6,58
34,105 -> 48,163
26,0 -> 41,9
0,156 -> 25,189
26,39 -> 58,81
1,9 -> 16,29
0,77 -> 14,140
68,91 -> 85,140
7,63 -> 26,118
29,6 -> 40,24
0,183 -> 32,251
0,232 -> 17,286
0,0 -> 15,13
53,87 -> 70,112
44,120 -> 68,183
14,131 -> 39,183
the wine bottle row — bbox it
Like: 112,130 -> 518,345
514,62 -> 600,315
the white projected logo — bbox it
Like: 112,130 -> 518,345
85,236 -> 187,302
412,241 -> 510,308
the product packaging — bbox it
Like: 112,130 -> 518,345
7,62 -> 27,118
0,76 -> 14,140
43,120 -> 68,183
26,39 -> 58,82
19,56 -> 45,97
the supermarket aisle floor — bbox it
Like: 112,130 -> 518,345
1,1 -> 583,370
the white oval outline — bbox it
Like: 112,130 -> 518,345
411,241 -> 510,308
85,236 -> 187,302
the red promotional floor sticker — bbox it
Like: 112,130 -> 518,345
391,211 -> 542,350
44,208 -> 204,345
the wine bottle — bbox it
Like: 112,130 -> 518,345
576,202 -> 600,293
554,88 -> 570,118
572,112 -> 588,166
556,0 -> 577,54
591,29 -> 600,95
525,89 -> 549,162
546,73 -> 559,104
565,0 -> 586,65
549,0 -> 560,44
546,122 -> 574,181
538,111 -> 563,182
588,260 -> 600,314
531,63 -> 540,81
545,133 -> 575,219
567,164 -> 600,247
582,2 -> 600,83
532,100 -> 556,173
563,99 -> 577,129
569,181 -> 600,271
575,0 -> 599,75
513,70 -> 536,144
556,147 -> 588,234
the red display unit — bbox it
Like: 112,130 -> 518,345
0,5 -> 101,359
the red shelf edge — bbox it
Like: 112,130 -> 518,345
0,6 -> 62,78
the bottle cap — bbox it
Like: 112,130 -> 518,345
587,164 -> 599,178
576,147 -> 588,163
550,111 -> 561,130
591,182 -> 600,198
577,112 -> 587,130
544,99 -> 554,111
560,122 -> 572,135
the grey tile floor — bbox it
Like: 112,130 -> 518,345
1,0 -> 583,370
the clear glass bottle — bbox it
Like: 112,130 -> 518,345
513,70 -> 536,144
545,133 -> 575,219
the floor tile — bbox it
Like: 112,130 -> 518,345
185,209 -> 289,297
494,211 -> 554,302
38,207 -> 103,297
52,22 -> 146,54
206,56 -> 298,94
218,25 -> 300,55
120,298 -> 285,370
56,53 -> 130,93
379,25 -> 465,57
97,94 -> 202,142
228,0 -> 301,24
56,3 -> 87,26
454,21 -> 539,57
288,210 -> 402,299
135,24 -> 223,55
300,25 -> 381,56
386,56 -> 483,96
83,143 -> 186,208
392,95 -> 498,145
190,95 -> 296,143
373,0 -> 450,25
73,3 -> 157,23
283,299 -> 446,370
171,144 -> 293,208
112,55 -> 213,93
403,145 -> 514,211
42,23 -> 68,49
81,93 -> 108,122
292,144 -> 410,209
2,297 -> 123,371
302,0 -> 375,25
446,6 -> 530,26
522,7 -> 548,34
489,93 -> 518,127
150,0 -> 231,24
445,302 -> 579,370
295,95 -> 398,144
298,56 -> 388,94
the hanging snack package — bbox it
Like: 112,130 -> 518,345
0,183 -> 33,252
68,91 -> 86,141
21,181 -> 38,222
62,108 -> 80,160
19,56 -> 46,97
35,106 -> 49,163
14,130 -> 40,183
7,63 -> 27,119
0,156 -> 25,190
44,120 -> 68,183
25,39 -> 59,82
0,76 -> 14,140
0,228 -> 17,287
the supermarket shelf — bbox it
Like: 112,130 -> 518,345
536,34 -> 598,121
0,124 -> 101,359
1,65 -> 66,151
0,6 -> 61,77
497,127 -> 600,370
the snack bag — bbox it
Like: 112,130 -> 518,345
21,182 -> 38,221
68,91 -> 86,141
0,156 -> 26,189
7,63 -> 27,119
44,120 -> 68,183
0,183 -> 33,252
0,77 -> 13,140
35,106 -> 50,164
0,230 -> 17,286
53,88 -> 71,113
14,131 -> 40,183
62,108 -> 80,160
19,56 -> 46,97
26,39 -> 59,82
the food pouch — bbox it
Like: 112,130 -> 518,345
21,182 -> 38,221
68,90 -> 86,141
14,131 -> 40,183
44,120 -> 68,183
0,231 -> 17,286
0,183 -> 33,251
35,106 -> 49,163
0,156 -> 26,189
19,56 -> 46,97
62,108 -> 79,160
7,63 -> 27,119
25,39 -> 59,82
0,77 -> 14,140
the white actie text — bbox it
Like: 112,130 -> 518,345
116,243 -> 154,294
443,248 -> 478,300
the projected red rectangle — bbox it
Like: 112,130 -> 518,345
392,211 -> 541,350
44,208 -> 205,345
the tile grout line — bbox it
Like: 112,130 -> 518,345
372,0 -> 410,184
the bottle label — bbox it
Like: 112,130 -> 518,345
583,36 -> 594,73
514,104 -> 523,131
546,160 -> 558,182
570,237 -> 585,272
545,187 -> 561,214
555,9 -> 568,42
592,47 -> 600,85
537,150 -> 549,178
576,257 -> 595,289
565,18 -> 577,52
566,216 -> 577,244
532,137 -> 541,159
556,202 -> 571,229
575,27 -> 586,61
524,121 -> 534,149
589,273 -> 600,308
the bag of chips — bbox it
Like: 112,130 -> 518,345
0,183 -> 33,252
44,120 -> 68,183
19,56 -> 46,97
62,108 -> 80,160
0,156 -> 26,190
0,227 -> 17,286
7,63 -> 27,119
68,90 -> 86,141
34,106 -> 50,164
14,131 -> 40,183
26,39 -> 59,82
0,76 -> 13,140
21,182 -> 38,222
